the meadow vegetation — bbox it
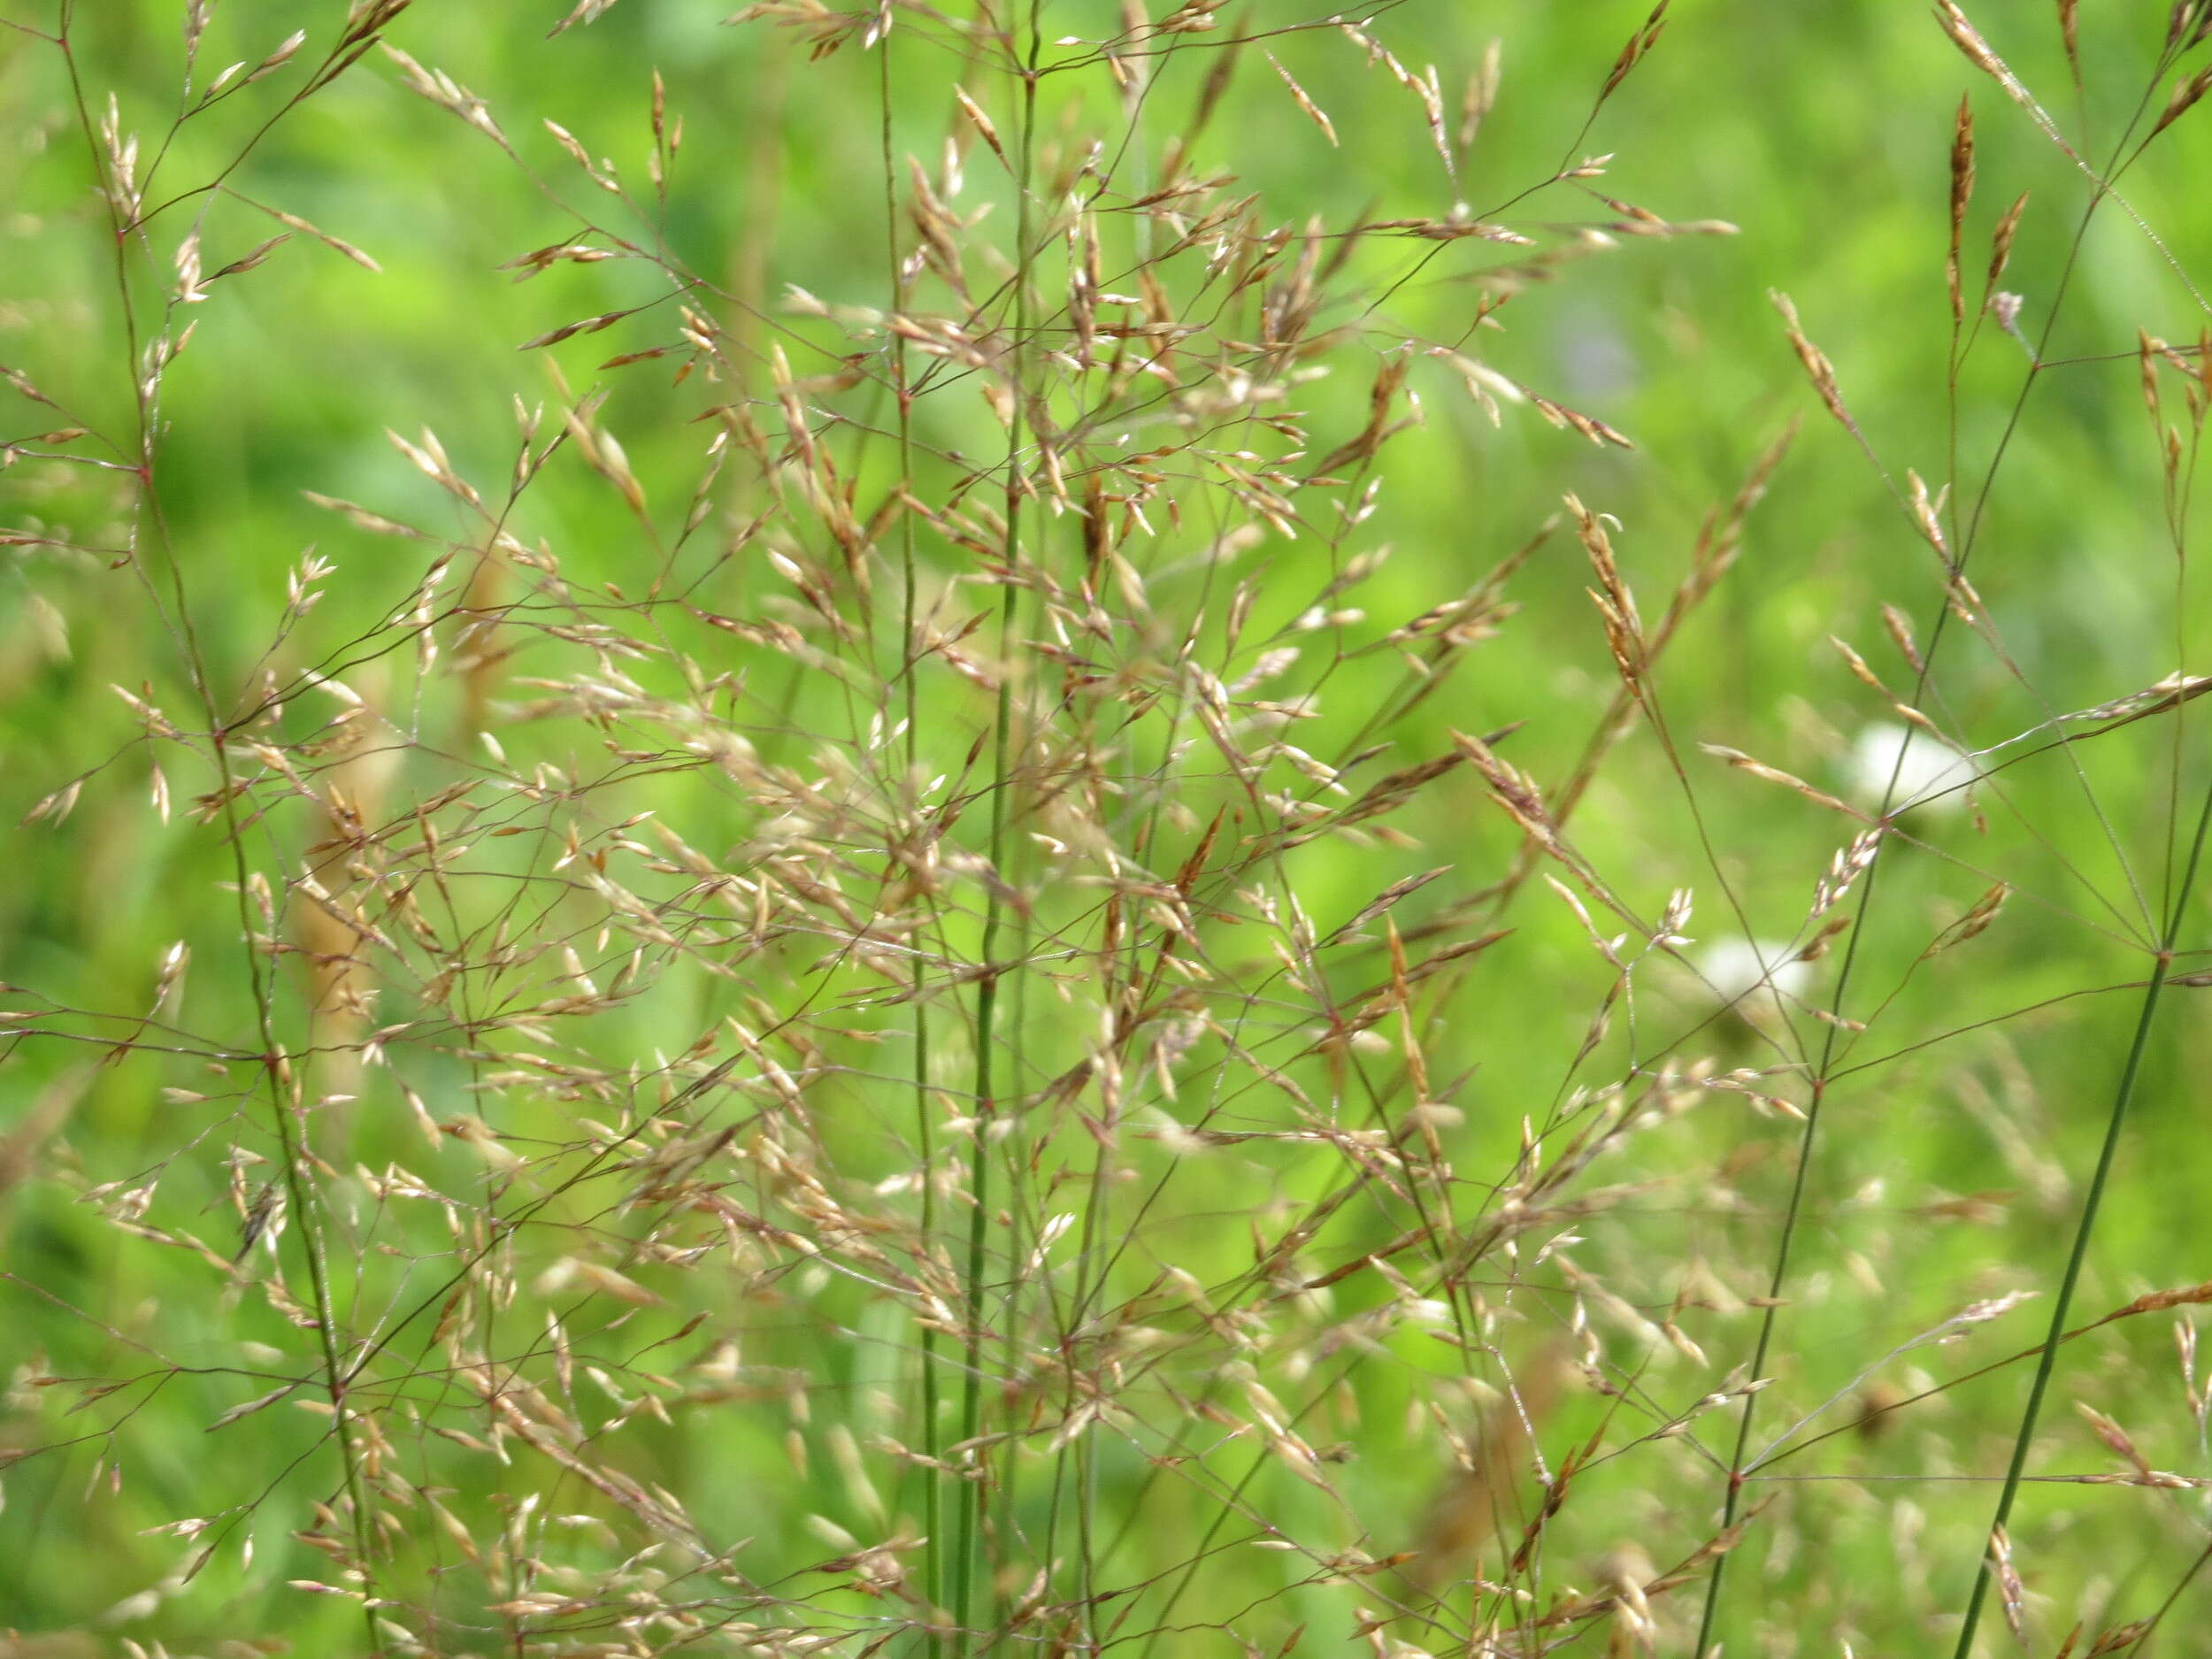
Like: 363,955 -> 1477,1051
4,1 -> 2212,1654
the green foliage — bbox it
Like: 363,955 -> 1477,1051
4,2 -> 2212,1655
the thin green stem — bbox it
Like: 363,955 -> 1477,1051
57,14 -> 380,1648
952,10 -> 1042,1650
1697,52 -> 2184,1654
1951,778 -> 2212,1657
880,38 -> 946,1652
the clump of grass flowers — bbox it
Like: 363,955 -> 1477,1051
4,3 -> 2212,1658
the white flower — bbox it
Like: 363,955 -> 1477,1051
1694,937 -> 1811,1012
1848,722 -> 1978,817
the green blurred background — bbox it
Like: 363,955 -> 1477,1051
4,1 -> 2212,1653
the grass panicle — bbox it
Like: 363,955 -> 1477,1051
2,3 -> 2210,1655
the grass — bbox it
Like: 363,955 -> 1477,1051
4,1 -> 2212,1655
